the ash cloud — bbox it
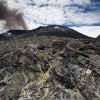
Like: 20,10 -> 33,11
0,0 -> 28,33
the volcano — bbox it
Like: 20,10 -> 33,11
0,25 -> 93,40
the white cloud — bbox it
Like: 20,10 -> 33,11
7,0 -> 100,27
21,4 -> 100,27
71,26 -> 100,38
32,0 -> 72,7
64,7 -> 100,25
74,0 -> 91,5
28,0 -> 91,7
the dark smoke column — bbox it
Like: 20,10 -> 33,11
0,0 -> 28,31
15,10 -> 28,30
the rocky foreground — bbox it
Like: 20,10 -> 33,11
0,36 -> 100,100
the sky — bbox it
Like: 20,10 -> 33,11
0,0 -> 100,37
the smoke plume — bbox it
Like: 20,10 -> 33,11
0,0 -> 28,32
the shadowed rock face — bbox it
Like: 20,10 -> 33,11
0,25 -> 92,40
0,36 -> 100,100
97,35 -> 100,39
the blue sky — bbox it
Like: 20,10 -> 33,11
0,0 -> 100,37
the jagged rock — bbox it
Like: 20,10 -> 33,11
36,44 -> 46,50
0,37 -> 100,100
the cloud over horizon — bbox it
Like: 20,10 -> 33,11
0,0 -> 100,37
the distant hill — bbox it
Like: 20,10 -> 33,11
0,25 -> 93,40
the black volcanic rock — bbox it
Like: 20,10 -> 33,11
0,36 -> 100,100
0,30 -> 29,40
0,25 -> 92,40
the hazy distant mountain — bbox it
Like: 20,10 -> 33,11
0,25 -> 92,40
97,34 -> 100,39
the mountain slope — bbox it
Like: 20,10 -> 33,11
0,25 -> 92,40
0,35 -> 100,100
